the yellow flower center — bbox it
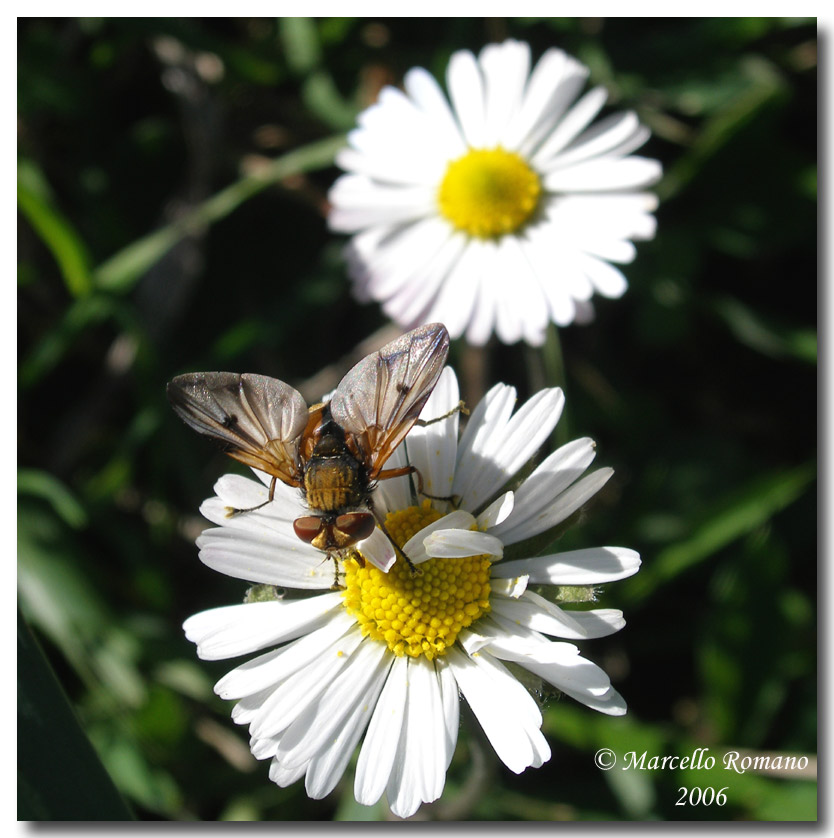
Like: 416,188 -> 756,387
437,147 -> 542,239
342,501 -> 492,660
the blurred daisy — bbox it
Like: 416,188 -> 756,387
328,39 -> 661,346
183,369 -> 640,818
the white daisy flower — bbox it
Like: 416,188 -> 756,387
183,368 -> 640,818
328,39 -> 662,346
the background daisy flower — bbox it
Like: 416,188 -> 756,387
183,369 -> 640,818
328,38 -> 662,346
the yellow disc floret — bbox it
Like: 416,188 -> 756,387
437,147 -> 542,239
342,501 -> 492,660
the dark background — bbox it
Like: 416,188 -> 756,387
18,17 -> 817,820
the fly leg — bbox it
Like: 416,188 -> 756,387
414,400 -> 469,427
329,555 -> 343,591
376,463 -> 460,508
225,476 -> 276,517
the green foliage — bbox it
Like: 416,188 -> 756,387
18,17 -> 816,821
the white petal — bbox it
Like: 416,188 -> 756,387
580,238 -> 637,265
355,655 -> 409,806
369,439 -> 413,517
231,685 -> 278,726
403,510 -> 477,565
453,383 -> 517,507
476,491 -> 515,529
182,592 -> 344,661
446,48 -> 487,148
269,751 -> 309,788
214,609 -> 356,699
403,66 -> 466,156
470,619 -> 629,710
568,684 -> 628,716
350,217 -> 451,302
493,546 -> 641,585
197,496 -> 296,541
197,525 -> 332,589
405,367 -> 460,503
359,527 -> 397,573
386,658 -> 447,818
435,656 -> 460,770
579,253 -> 629,298
248,628 -> 365,739
328,174 -> 435,230
489,438 -> 598,543
461,614 -> 578,660
531,85 -> 608,167
514,49 -> 589,156
516,236 -> 578,325
491,593 -> 588,641
409,658 -> 447,803
454,386 -> 566,513
496,467 -> 614,545
457,628 -> 491,656
250,731 -> 281,761
380,233 -> 468,329
445,647 -> 550,774
523,226 -> 596,303
561,609 -> 626,637
494,637 -> 613,697
417,237 -> 482,339
464,269 -> 498,346
201,474 -> 282,521
540,192 -> 659,245
304,657 -> 390,800
491,591 -> 625,640
277,640 -> 389,769
543,156 -> 663,192
200,472 -> 303,534
480,39 -> 530,147
491,235 -> 550,346
484,387 -> 565,478
336,86 -> 452,186
489,574 -> 529,599
540,110 -> 645,171
423,528 -> 503,559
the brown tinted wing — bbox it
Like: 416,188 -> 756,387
166,372 -> 308,486
329,323 -> 450,478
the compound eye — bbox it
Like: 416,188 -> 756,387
334,513 -> 376,544
293,516 -> 324,544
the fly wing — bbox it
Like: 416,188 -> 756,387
329,323 -> 450,478
167,372 -> 308,486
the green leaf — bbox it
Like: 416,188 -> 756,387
17,158 -> 93,297
93,134 -> 345,293
302,70 -> 360,131
755,780 -> 817,821
712,295 -> 817,363
18,294 -> 118,388
624,462 -> 815,605
659,55 -> 788,201
88,726 -> 182,816
17,611 -> 134,820
17,468 -> 88,529
280,17 -> 322,72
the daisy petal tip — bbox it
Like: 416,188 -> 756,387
367,552 -> 397,573
490,574 -> 529,599
458,630 -> 490,656
477,491 -> 515,529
